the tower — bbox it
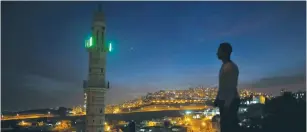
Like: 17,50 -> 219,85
83,5 -> 110,132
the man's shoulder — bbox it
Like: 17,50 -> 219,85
230,61 -> 239,70
223,61 -> 238,72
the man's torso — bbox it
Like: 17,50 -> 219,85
218,61 -> 239,100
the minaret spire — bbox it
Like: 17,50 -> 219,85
93,4 -> 105,22
98,4 -> 102,12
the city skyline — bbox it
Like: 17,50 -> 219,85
2,1 -> 306,111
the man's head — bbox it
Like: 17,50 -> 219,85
217,42 -> 232,61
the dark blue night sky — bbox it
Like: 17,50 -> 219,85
2,1 -> 306,110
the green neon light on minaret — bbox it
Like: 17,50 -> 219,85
89,37 -> 93,47
109,43 -> 112,52
85,36 -> 95,48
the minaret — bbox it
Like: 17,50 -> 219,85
83,5 -> 109,132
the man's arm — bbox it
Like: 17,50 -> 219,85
214,95 -> 219,107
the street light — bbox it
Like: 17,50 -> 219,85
202,122 -> 206,126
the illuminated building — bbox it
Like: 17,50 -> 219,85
83,5 -> 111,132
293,91 -> 306,100
259,95 -> 266,104
84,93 -> 87,110
204,108 -> 220,116
238,107 -> 248,113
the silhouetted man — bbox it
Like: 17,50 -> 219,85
214,42 -> 240,132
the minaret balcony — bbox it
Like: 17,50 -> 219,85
83,80 -> 110,89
